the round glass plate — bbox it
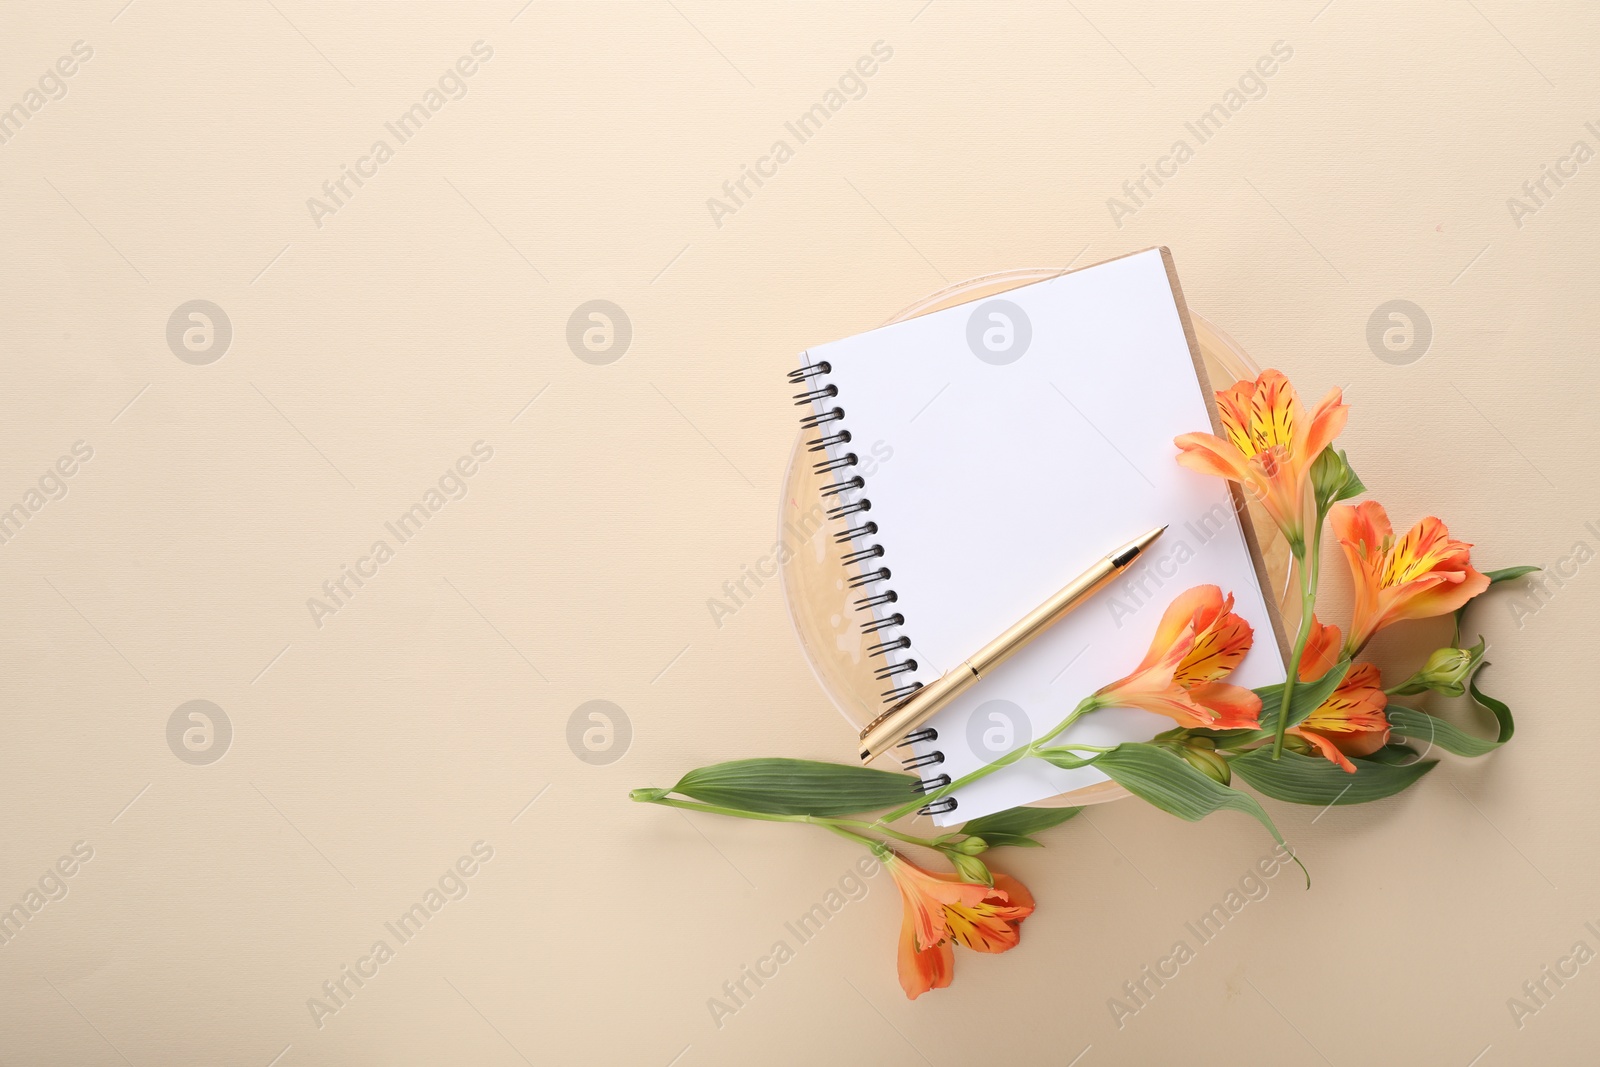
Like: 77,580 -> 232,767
778,267 -> 1292,807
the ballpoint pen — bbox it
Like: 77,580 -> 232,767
857,525 -> 1166,764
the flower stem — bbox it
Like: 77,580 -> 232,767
876,696 -> 1101,824
833,819 -> 944,850
821,822 -> 887,849
1031,744 -> 1114,769
1272,523 -> 1323,759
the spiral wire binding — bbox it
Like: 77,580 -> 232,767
791,357 -> 950,815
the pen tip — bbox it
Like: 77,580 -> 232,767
1112,526 -> 1166,566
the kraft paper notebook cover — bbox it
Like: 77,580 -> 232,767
794,248 -> 1288,825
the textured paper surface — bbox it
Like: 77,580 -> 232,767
2,4 -> 1595,1065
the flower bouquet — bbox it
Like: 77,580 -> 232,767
632,369 -> 1533,999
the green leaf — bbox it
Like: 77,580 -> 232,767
1362,743 -> 1421,766
1035,747 -> 1099,770
1485,565 -> 1540,584
1470,664 -> 1516,744
1387,662 -> 1514,757
955,805 -> 1083,849
1092,743 -> 1287,847
1232,748 -> 1435,805
670,758 -> 921,817
1341,467 -> 1367,501
1229,660 -> 1350,745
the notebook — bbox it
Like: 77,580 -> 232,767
793,248 -> 1287,825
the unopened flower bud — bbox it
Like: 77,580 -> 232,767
951,836 -> 988,856
1391,638 -> 1485,697
1312,447 -> 1362,511
1417,648 -> 1473,695
1281,733 -> 1314,757
949,852 -> 993,887
1180,746 -> 1231,785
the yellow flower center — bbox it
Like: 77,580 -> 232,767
1220,375 -> 1298,460
1378,526 -> 1454,588
942,900 -> 1017,951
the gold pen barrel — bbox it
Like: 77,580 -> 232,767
856,660 -> 981,762
965,559 -> 1119,678
856,526 -> 1164,765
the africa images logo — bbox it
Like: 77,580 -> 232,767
965,699 -> 1033,762
966,299 -> 1032,365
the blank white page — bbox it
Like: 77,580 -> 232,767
802,249 -> 1285,825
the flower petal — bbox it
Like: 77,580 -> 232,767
1248,369 -> 1301,453
990,872 -> 1035,914
1296,659 -> 1389,760
1098,621 -> 1197,708
888,855 -> 972,949
1137,585 -> 1222,675
1175,431 -> 1252,482
1344,662 -> 1383,690
1289,728 -> 1358,773
1117,684 -> 1227,729
1333,501 -> 1392,651
1332,499 -> 1391,552
1301,690 -> 1388,736
1214,378 -> 1260,456
1185,681 -> 1263,730
1175,597 -> 1255,686
1297,616 -> 1343,683
939,878 -> 1034,954
897,908 -> 953,999
1300,387 -> 1350,459
1243,451 -> 1313,541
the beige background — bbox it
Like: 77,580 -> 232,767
2,1 -> 1595,1064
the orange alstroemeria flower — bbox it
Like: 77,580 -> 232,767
887,852 -> 1035,1000
1093,585 -> 1262,730
1174,369 -> 1349,545
1332,500 -> 1490,656
1284,617 -> 1389,772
